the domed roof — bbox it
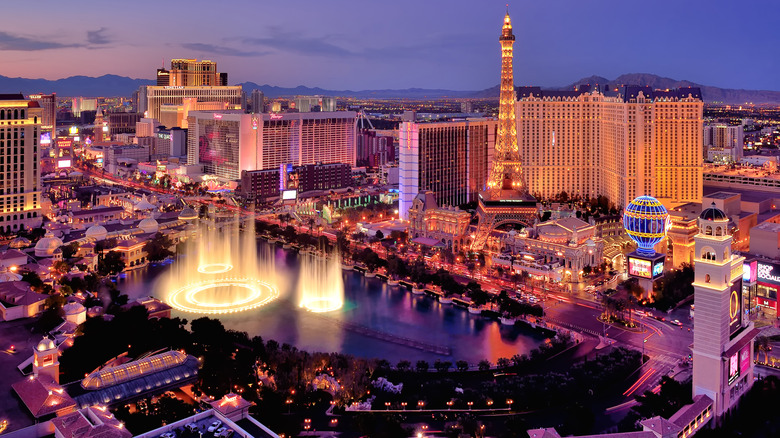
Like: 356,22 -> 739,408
178,207 -> 198,221
34,231 -> 64,257
0,266 -> 22,282
138,217 -> 159,234
36,337 -> 55,352
85,224 -> 108,240
63,302 -> 86,316
134,195 -> 156,211
9,237 -> 31,249
700,202 -> 727,221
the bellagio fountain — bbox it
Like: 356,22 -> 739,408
161,213 -> 280,314
161,209 -> 344,315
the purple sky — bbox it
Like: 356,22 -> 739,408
0,0 -> 778,91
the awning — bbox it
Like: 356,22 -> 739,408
411,237 -> 445,247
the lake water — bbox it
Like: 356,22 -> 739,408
116,240 -> 547,365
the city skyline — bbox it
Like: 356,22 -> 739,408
0,0 -> 778,91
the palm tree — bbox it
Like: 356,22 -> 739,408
396,360 -> 411,372
756,335 -> 771,364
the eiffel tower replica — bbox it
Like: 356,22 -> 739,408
470,10 -> 537,251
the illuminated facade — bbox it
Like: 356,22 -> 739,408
72,97 -> 97,117
407,192 -> 472,253
187,111 -> 356,180
398,118 -> 496,220
28,93 -> 56,136
516,85 -> 703,209
157,59 -> 228,87
138,85 -> 243,121
489,217 -> 603,283
0,94 -> 43,232
692,203 -> 756,418
470,11 -> 537,250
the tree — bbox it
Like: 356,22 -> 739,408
496,357 -> 511,369
756,335 -> 771,363
143,232 -> 175,262
434,359 -> 452,372
477,360 -> 491,371
375,230 -> 384,240
62,242 -> 79,259
582,265 -> 592,277
415,360 -> 429,373
98,250 -> 125,276
396,360 -> 411,372
633,376 -> 692,419
456,360 -> 469,372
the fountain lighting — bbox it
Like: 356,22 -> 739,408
197,263 -> 234,274
298,250 -> 344,313
168,278 -> 279,314
161,211 -> 282,315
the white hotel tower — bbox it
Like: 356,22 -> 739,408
692,203 -> 757,418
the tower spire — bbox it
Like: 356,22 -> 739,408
488,7 -> 524,193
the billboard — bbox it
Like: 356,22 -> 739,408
628,257 -> 651,278
739,344 -> 751,375
729,278 -> 743,338
728,352 -> 739,385
282,189 -> 297,201
40,132 -> 51,145
653,261 -> 664,277
57,159 -> 71,169
756,260 -> 780,286
743,260 -> 757,283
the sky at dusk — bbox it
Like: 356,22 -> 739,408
0,0 -> 778,91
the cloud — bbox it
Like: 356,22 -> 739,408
243,33 -> 355,58
181,43 -> 268,57
240,28 -> 483,61
87,28 -> 111,45
0,31 -> 81,51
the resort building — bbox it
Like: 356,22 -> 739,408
516,85 -> 703,209
0,94 -> 43,232
399,118 -> 496,219
187,111 -> 357,181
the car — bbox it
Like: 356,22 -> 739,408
672,319 -> 682,327
215,427 -> 228,437
185,423 -> 198,433
160,432 -> 176,438
217,429 -> 234,438
207,421 -> 222,433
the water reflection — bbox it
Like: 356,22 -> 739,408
117,239 -> 547,364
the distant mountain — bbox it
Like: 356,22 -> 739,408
237,81 -> 475,99
1,72 -> 778,103
0,74 -> 153,97
473,73 -> 780,104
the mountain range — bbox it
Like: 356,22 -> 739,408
1,73 -> 778,104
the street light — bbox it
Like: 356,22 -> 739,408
401,402 -> 407,410
467,401 -> 473,410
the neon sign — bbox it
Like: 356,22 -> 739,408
628,257 -> 651,278
652,261 -> 664,277
757,262 -> 780,284
270,114 -> 283,120
213,113 -> 223,120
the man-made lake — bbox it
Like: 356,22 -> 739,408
116,241 -> 548,365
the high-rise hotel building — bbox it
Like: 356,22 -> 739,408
139,58 -> 241,121
187,111 -> 357,180
0,94 -> 42,232
399,118 -> 496,220
156,59 -> 228,87
516,85 -> 703,208
28,93 -> 56,138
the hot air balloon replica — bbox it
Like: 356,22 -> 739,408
623,195 -> 669,298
